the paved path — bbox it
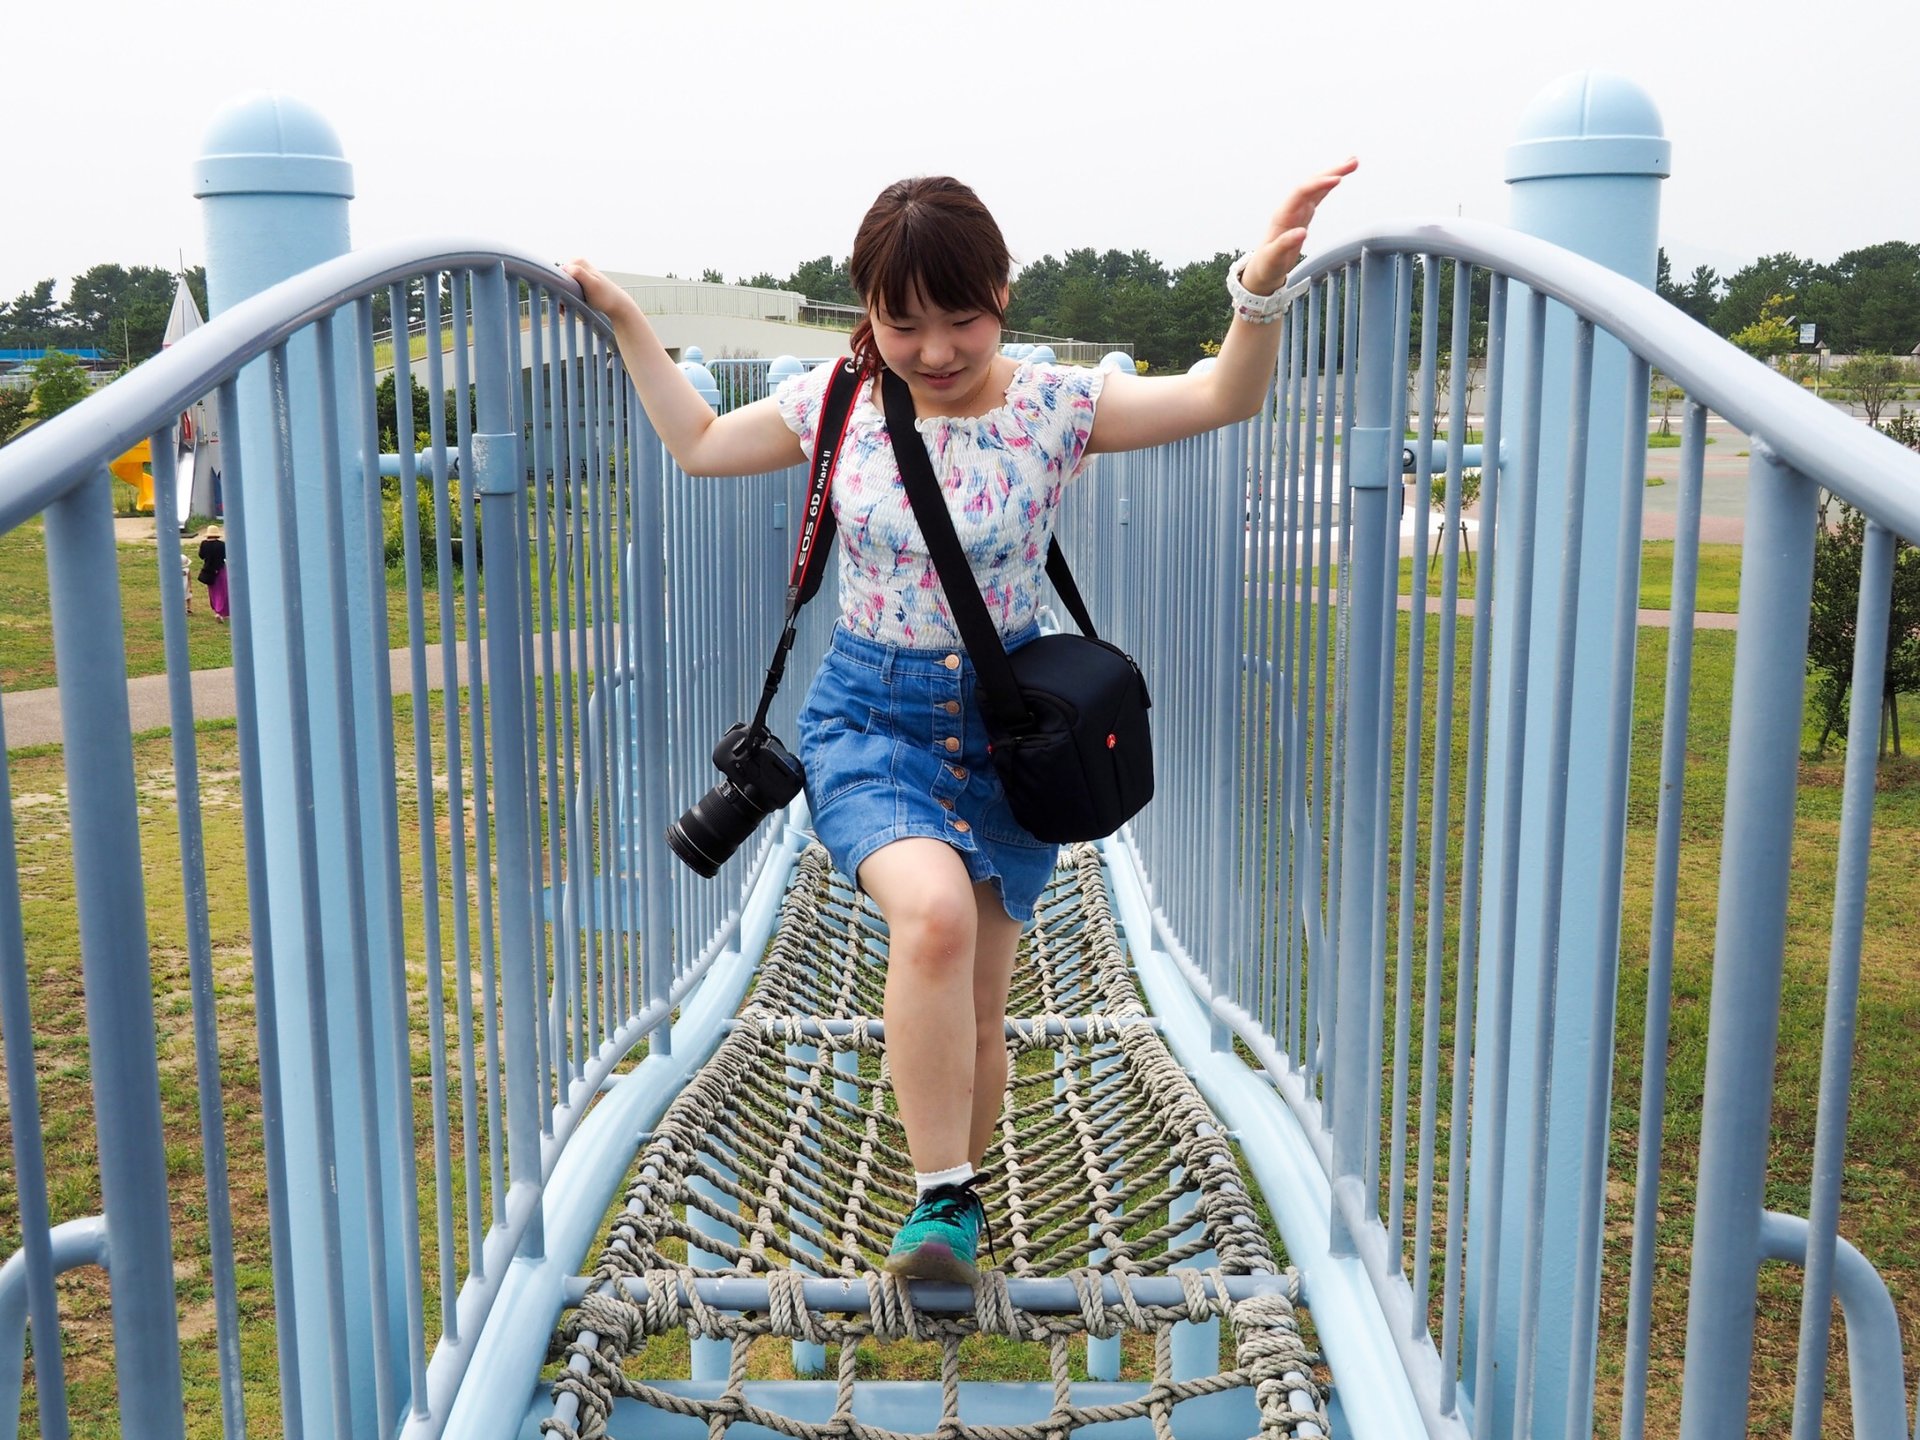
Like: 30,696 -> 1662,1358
4,639 -> 501,751
1394,591 -> 1738,630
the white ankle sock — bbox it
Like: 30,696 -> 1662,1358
914,1163 -> 974,1197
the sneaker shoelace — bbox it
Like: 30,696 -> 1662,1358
919,1172 -> 998,1269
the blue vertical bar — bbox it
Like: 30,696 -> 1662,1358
1509,318 -> 1596,1425
786,1040 -> 828,1378
424,275 -> 486,1286
1364,254 -> 1415,1207
1469,290 -> 1549,1438
1327,262 -> 1360,1095
1788,521 -> 1892,1438
1329,250 -> 1396,1254
1560,355 -> 1653,1435
1620,400 -> 1706,1439
1441,277 -> 1508,1412
150,435 -> 248,1439
213,376 -> 308,1438
473,264 -> 544,1255
1207,420 -> 1243,1048
688,1163 -> 739,1381
1414,261 -> 1475,1335
453,275 -> 508,1232
0,671 -> 70,1440
45,476 -> 186,1436
265,341 -> 357,1439
1676,445 -> 1818,1440
549,300 -> 582,1079
1307,273 -> 1341,1081
1272,300 -> 1303,1043
392,282 -> 460,1355
507,289 -> 550,1129
312,312 -> 402,1434
553,304 -> 588,1072
1389,256 -> 1443,1276
1167,1180 -> 1220,1379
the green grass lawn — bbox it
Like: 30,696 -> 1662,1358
1394,539 -> 1743,612
0,519 -> 469,691
1354,610 -> 1918,1435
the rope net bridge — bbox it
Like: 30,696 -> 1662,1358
542,845 -> 1330,1439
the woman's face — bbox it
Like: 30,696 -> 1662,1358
868,285 -> 1006,415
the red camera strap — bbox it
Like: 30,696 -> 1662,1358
748,359 -> 863,737
787,360 -> 862,606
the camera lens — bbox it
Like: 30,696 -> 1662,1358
666,779 -> 766,878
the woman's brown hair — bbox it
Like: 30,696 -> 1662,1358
848,176 -> 1011,375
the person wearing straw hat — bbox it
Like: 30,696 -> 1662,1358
196,523 -> 229,622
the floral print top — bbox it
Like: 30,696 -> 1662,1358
774,361 -> 1105,648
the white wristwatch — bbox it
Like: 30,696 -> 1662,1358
1226,256 -> 1286,325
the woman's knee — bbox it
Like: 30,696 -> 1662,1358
861,840 -> 977,966
887,883 -> 976,965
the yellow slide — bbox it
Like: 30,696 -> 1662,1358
108,437 -> 154,513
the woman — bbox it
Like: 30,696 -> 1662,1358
565,158 -> 1354,1282
197,523 -> 229,622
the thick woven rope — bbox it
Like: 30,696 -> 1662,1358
545,844 -> 1328,1440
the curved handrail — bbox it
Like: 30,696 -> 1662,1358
0,239 -> 594,533
1286,217 -> 1920,537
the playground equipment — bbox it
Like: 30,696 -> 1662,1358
1,77 -> 1919,1440
107,436 -> 152,511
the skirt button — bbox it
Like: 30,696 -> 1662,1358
944,700 -> 961,715
944,736 -> 962,753
943,653 -> 961,670
952,819 -> 971,834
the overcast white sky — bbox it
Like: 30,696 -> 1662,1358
6,0 -> 1916,305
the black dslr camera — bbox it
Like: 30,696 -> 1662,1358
666,722 -> 805,877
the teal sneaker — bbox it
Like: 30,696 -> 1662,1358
885,1176 -> 989,1284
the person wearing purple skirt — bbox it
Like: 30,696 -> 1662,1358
196,524 -> 230,622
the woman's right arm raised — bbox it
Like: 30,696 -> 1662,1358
562,259 -> 807,478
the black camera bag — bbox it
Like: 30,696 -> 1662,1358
880,371 -> 1153,844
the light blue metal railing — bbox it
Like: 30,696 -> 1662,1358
3,194 -> 1918,1440
0,241 -> 832,1439
1063,216 -> 1920,1438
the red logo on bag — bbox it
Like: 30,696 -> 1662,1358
1107,734 -> 1117,749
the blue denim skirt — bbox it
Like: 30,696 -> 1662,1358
796,623 -> 1059,924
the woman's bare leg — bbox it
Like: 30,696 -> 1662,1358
858,838 -> 980,1174
968,883 -> 1022,1167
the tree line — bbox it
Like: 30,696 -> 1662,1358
9,236 -> 1911,380
0,264 -> 209,362
705,237 -> 1918,374
1656,240 -> 1920,356
711,249 -> 1244,373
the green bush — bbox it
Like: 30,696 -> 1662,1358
380,472 -> 472,574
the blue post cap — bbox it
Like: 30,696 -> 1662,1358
1027,345 -> 1056,365
1188,356 -> 1218,376
193,93 -> 354,199
1099,351 -> 1135,373
768,355 -> 807,387
680,361 -> 721,411
683,345 -> 705,365
1505,71 -> 1671,182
